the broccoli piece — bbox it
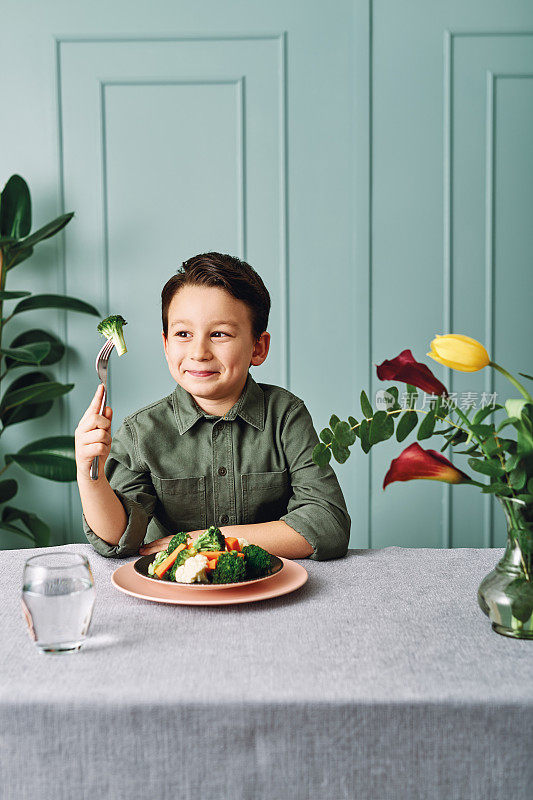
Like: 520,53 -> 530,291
211,551 -> 247,584
242,544 -> 272,578
97,314 -> 128,356
194,525 -> 225,552
168,546 -> 197,581
166,532 -> 189,553
147,549 -> 167,576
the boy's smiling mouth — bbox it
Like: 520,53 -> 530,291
187,370 -> 218,377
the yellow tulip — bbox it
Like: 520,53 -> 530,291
427,334 -> 490,372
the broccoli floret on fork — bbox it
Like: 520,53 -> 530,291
97,315 -> 128,356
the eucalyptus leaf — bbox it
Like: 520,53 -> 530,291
12,294 -> 100,316
417,409 -> 436,441
331,439 -> 350,464
396,411 -> 418,442
360,390 -> 373,419
319,428 -> 333,445
480,482 -> 512,494
329,414 -> 340,431
312,442 -> 331,468
334,420 -> 357,446
468,458 -> 505,478
508,467 -> 527,491
359,418 -> 371,454
369,410 -> 394,445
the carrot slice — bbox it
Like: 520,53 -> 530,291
154,543 -> 187,578
197,550 -> 225,559
225,537 -> 241,552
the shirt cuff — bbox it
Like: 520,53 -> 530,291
280,508 -> 350,561
82,490 -> 150,558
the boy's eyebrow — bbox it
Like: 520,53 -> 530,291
170,319 -> 239,329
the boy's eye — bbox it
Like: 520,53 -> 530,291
174,331 -> 228,338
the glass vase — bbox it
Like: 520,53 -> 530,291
478,496 -> 533,639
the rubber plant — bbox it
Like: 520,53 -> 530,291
0,174 -> 100,547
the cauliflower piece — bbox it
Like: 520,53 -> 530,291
237,537 -> 250,549
173,553 -> 210,584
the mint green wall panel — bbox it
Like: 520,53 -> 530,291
1,1 -> 532,551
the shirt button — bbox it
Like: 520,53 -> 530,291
220,514 -> 229,524
218,466 -> 227,476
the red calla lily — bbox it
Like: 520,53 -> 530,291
376,349 -> 448,396
383,442 -> 471,489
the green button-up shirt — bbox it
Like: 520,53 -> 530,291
82,372 -> 350,560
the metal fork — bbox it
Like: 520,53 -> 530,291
90,339 -> 115,480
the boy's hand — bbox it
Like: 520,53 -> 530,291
139,530 -> 202,555
75,384 -> 113,478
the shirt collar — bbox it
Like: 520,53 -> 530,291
172,371 -> 265,434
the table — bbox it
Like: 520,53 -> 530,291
1,544 -> 532,800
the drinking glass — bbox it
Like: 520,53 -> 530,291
21,551 -> 95,654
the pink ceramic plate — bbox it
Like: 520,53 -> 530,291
111,557 -> 308,606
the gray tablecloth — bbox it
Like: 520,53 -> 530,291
1,544 -> 531,800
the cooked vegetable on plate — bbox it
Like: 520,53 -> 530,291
146,525 -> 274,584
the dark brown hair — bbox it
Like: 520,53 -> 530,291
161,252 -> 271,343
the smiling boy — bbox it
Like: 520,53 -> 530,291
76,252 -> 350,560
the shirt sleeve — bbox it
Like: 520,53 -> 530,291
279,401 -> 351,561
82,418 -> 158,558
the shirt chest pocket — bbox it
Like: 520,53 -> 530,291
152,475 -> 207,532
241,468 -> 291,524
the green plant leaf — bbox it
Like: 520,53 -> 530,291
360,390 -> 373,419
348,415 -> 358,427
0,376 -> 74,413
472,404 -> 504,424
468,423 -> 496,440
417,409 -> 436,440
5,329 -> 65,369
312,442 -> 331,468
12,294 -> 100,316
331,439 -> 350,464
0,290 -> 32,300
396,410 -> 418,442
0,372 -> 54,427
333,420 -> 357,446
480,482 -> 512,495
329,414 -> 340,431
505,578 -> 533,623
5,245 -> 33,269
1,505 -> 49,547
359,418 -> 371,453
0,175 -> 31,239
0,342 -> 51,365
5,435 -> 76,482
0,479 -> 17,503
319,428 -> 333,445
17,212 -> 74,249
369,410 -> 394,445
508,467 -> 527,491
468,458 -> 505,478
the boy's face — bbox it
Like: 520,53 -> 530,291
162,285 -> 270,413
